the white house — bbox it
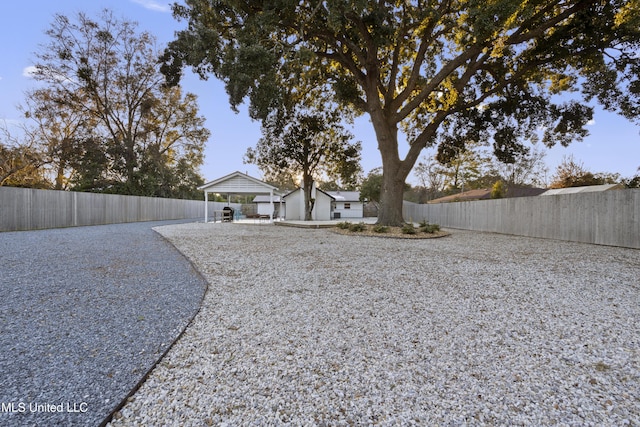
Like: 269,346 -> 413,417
326,191 -> 363,219
283,184 -> 335,221
283,184 -> 364,220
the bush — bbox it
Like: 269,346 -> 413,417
372,224 -> 388,233
349,222 -> 366,232
419,220 -> 440,233
401,223 -> 417,234
336,221 -> 352,229
491,180 -> 505,199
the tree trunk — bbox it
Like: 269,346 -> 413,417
123,135 -> 138,191
369,106 -> 409,227
302,175 -> 314,221
55,161 -> 66,190
377,165 -> 407,226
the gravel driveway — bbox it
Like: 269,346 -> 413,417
0,220 -> 208,427
109,222 -> 639,426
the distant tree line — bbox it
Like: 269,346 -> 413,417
361,146 -> 639,205
548,155 -> 637,189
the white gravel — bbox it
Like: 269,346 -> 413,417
108,222 -> 639,426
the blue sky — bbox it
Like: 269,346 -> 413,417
1,1 -> 639,186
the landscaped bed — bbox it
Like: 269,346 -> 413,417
331,220 -> 451,239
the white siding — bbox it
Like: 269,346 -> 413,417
313,192 -> 333,221
285,191 -> 303,220
284,188 -> 333,220
333,201 -> 363,219
257,203 -> 272,216
257,202 -> 285,217
206,175 -> 274,193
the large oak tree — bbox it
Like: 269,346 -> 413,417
161,0 -> 640,225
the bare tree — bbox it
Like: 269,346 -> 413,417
26,9 -> 209,197
490,145 -> 549,187
0,125 -> 47,188
414,154 -> 446,200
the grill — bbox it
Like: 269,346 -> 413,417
222,206 -> 234,222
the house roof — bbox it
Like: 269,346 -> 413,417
198,171 -> 280,194
540,183 -> 625,196
428,188 -> 491,204
507,187 -> 548,197
326,191 -> 361,202
428,186 -> 547,204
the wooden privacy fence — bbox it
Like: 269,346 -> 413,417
0,187 -> 239,232
4,187 -> 639,248
404,189 -> 640,249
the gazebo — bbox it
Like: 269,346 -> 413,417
198,171 -> 281,222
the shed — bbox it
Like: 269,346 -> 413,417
198,171 -> 281,222
326,191 -> 363,219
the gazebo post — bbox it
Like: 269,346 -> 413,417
269,189 -> 274,221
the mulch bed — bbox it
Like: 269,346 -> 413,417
331,224 -> 451,239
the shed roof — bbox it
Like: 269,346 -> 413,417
326,191 -> 361,202
198,171 -> 280,194
541,183 -> 625,196
253,195 -> 284,203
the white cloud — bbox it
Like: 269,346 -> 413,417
23,65 -> 74,83
22,66 -> 38,78
587,119 -> 596,126
130,0 -> 171,12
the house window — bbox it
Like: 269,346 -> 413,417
344,203 -> 351,209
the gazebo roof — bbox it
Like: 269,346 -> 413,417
198,171 -> 280,194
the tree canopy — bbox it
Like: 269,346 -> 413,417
162,0 -> 640,223
359,167 -> 384,205
245,109 -> 362,220
24,9 -> 209,198
0,128 -> 48,188
549,155 -> 621,188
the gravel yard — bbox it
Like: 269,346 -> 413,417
109,222 -> 639,426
